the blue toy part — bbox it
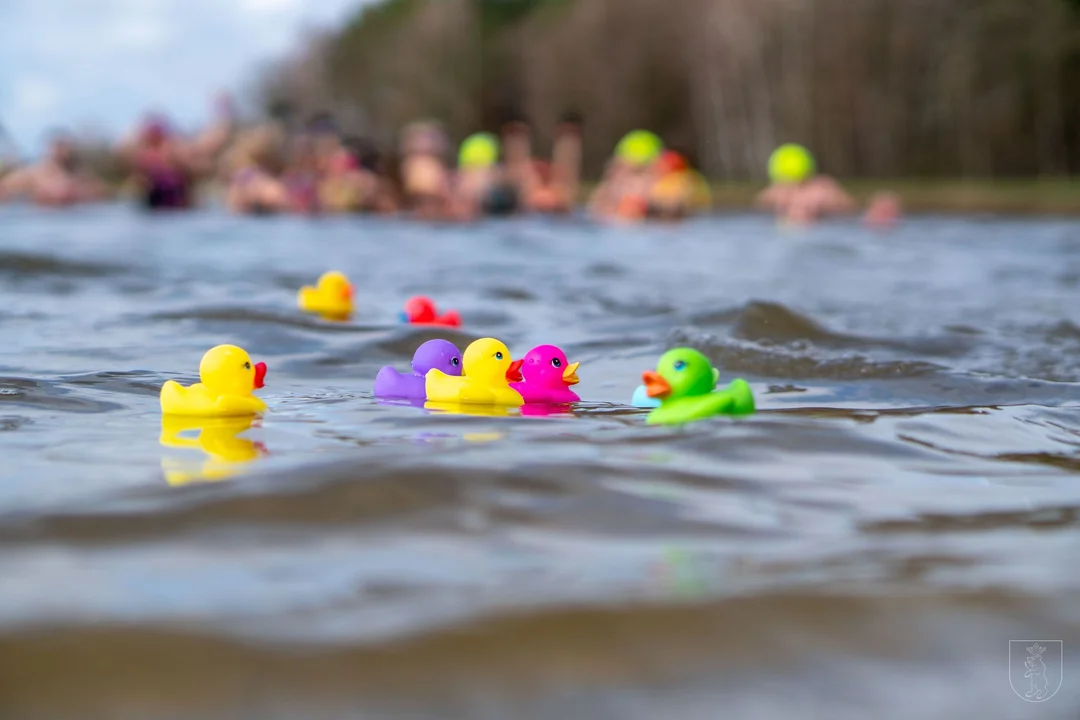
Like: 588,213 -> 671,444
631,384 -> 661,408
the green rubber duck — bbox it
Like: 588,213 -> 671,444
641,348 -> 755,426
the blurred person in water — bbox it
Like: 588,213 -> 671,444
494,112 -> 533,214
118,95 -> 235,211
543,110 -> 585,213
222,123 -> 289,214
589,129 -> 664,222
454,131 -> 508,219
863,191 -> 903,230
755,144 -> 857,225
320,136 -> 399,214
280,131 -> 322,215
756,144 -> 902,229
399,120 -> 458,220
645,149 -> 712,221
0,131 -> 108,206
305,112 -> 344,178
500,110 -> 584,215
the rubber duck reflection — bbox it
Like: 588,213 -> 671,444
159,415 -> 267,486
423,401 -> 516,418
519,403 -> 575,417
315,310 -> 352,323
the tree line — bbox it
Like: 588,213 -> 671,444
256,0 -> 1080,180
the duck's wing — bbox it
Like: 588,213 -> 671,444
455,381 -> 495,405
720,379 -> 755,415
212,394 -> 266,417
373,366 -> 405,397
424,369 -> 457,402
498,385 -> 524,407
648,396 -> 724,425
690,383 -> 754,418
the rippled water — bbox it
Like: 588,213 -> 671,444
1,204 -> 1078,718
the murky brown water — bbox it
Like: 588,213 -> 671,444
0,205 -> 1077,719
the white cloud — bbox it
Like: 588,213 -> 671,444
106,15 -> 171,49
240,0 -> 301,13
0,0 -> 372,155
11,77 -> 61,117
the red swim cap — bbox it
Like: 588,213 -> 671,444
141,116 -> 170,145
656,150 -> 688,176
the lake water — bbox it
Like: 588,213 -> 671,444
0,205 -> 1078,719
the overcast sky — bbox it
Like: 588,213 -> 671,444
0,0 -> 369,155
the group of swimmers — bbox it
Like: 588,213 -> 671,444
0,97 -> 900,227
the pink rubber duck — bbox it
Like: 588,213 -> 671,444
510,345 -> 581,403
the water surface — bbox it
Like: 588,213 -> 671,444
0,205 -> 1078,718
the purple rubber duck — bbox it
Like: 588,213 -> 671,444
374,339 -> 462,400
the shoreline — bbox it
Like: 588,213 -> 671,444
110,178 -> 1080,217
702,179 -> 1080,216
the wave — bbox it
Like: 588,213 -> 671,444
0,376 -> 125,413
0,251 -> 126,278
666,328 -> 945,380
0,589 -> 1063,720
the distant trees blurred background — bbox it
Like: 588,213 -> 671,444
255,0 -> 1080,180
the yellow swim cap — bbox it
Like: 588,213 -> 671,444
768,143 -> 815,184
615,130 -> 663,167
458,132 -> 499,169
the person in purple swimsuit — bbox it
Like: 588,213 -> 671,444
118,95 -> 234,211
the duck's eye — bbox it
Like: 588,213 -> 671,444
243,362 -> 252,370
451,357 -> 460,366
551,358 -> 562,368
673,360 -> 687,371
495,352 -> 504,360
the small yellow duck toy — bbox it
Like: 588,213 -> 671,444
425,338 -> 524,406
160,344 -> 268,417
298,271 -> 354,320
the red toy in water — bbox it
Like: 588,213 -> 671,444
401,296 -> 462,327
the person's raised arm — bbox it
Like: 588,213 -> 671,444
0,165 -> 33,201
551,111 -> 583,205
190,93 -> 235,159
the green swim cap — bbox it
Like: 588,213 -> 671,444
615,130 -> 663,167
458,132 -> 499,169
768,143 -> 815,184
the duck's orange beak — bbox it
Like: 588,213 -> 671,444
562,361 -> 580,385
506,359 -> 524,383
254,362 -> 267,389
642,370 -> 671,399
342,284 -> 354,300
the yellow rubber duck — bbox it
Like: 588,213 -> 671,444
159,415 -> 265,486
298,271 -> 354,320
425,338 -> 524,406
160,344 -> 268,417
